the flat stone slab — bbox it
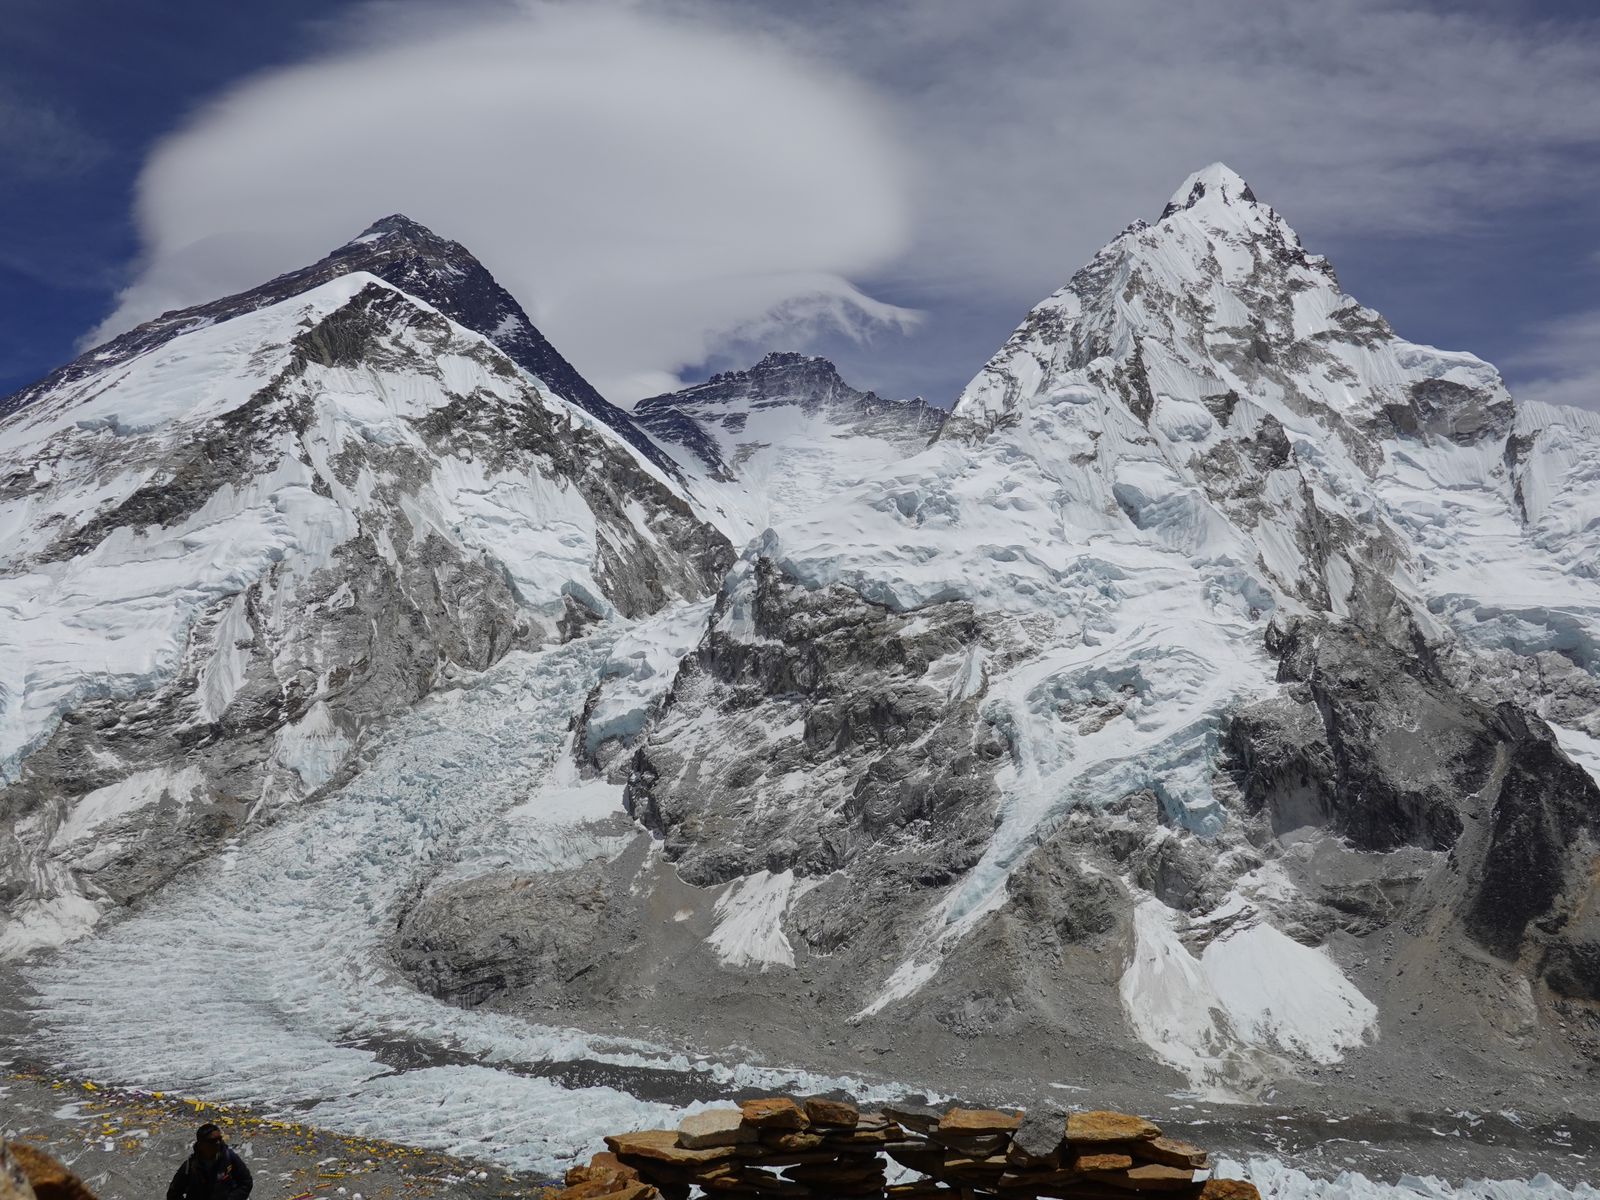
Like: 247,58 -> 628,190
606,1129 -> 739,1166
1085,1163 -> 1197,1191
1136,1137 -> 1210,1169
1074,1152 -> 1135,1172
938,1107 -> 1023,1136
802,1097 -> 860,1128
1066,1111 -> 1162,1144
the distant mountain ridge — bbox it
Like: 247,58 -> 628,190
634,351 -> 946,544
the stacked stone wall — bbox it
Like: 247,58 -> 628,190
549,1098 -> 1263,1200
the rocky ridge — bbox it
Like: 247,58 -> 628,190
0,215 -> 675,478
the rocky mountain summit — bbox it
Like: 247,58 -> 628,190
0,215 -> 675,477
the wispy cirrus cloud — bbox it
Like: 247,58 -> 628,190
0,85 -> 107,181
1505,309 -> 1600,413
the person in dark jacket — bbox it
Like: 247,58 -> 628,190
167,1123 -> 252,1200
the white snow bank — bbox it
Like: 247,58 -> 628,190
707,869 -> 801,970
1218,1157 -> 1598,1200
1120,900 -> 1376,1096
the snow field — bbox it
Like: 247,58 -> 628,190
1119,900 -> 1377,1097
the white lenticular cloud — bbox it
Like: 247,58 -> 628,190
93,2 -> 916,400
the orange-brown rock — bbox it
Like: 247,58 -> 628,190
938,1107 -> 1023,1137
740,1098 -> 809,1130
1073,1151 -> 1136,1172
1198,1179 -> 1262,1200
802,1097 -> 860,1128
1135,1137 -> 1210,1169
6,1146 -> 93,1200
565,1153 -> 640,1186
605,1130 -> 738,1166
1086,1163 -> 1197,1191
0,1144 -> 38,1200
1066,1111 -> 1162,1145
554,1178 -> 650,1200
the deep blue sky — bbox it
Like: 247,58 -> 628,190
3,0 -> 1598,410
0,0 -> 356,393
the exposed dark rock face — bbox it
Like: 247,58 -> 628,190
619,556 -> 1009,889
1230,618 -> 1473,852
1225,616 -> 1600,999
396,869 -> 613,1009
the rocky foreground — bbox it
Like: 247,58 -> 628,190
558,1096 -> 1256,1200
0,1067 -> 545,1200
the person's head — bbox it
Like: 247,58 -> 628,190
195,1123 -> 225,1162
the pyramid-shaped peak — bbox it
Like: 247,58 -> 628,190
348,213 -> 455,248
1161,163 -> 1258,218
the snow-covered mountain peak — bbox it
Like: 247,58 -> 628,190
0,253 -> 732,954
688,165 -> 1600,1090
349,212 -> 448,245
1161,161 -> 1258,216
4,214 -> 678,476
633,353 -> 944,544
941,163 -> 1500,450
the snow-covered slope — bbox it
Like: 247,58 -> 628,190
632,352 -> 944,545
525,164 -> 1600,1100
0,229 -> 732,956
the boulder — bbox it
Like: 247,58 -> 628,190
3,1146 -> 93,1200
677,1110 -> 756,1150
